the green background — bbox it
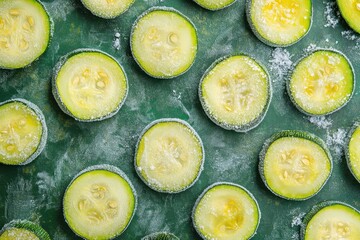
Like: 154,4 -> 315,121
1,0 -> 360,239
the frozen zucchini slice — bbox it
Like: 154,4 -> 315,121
192,182 -> 260,240
0,0 -> 52,69
130,7 -> 197,79
259,131 -> 332,200
199,55 -> 271,132
337,0 -> 360,34
288,50 -> 354,116
0,219 -> 50,240
0,99 -> 47,165
142,232 -> 179,240
194,0 -> 237,11
346,122 -> 360,183
52,49 -> 128,122
301,201 -> 360,240
81,0 -> 135,19
135,118 -> 204,193
246,0 -> 312,47
63,164 -> 137,239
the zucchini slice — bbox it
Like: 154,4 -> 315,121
135,118 -> 204,193
0,220 -> 50,240
194,0 -> 237,11
0,0 -> 52,69
288,49 -> 354,116
52,49 -> 128,122
142,232 -> 180,240
63,164 -> 137,239
130,7 -> 198,79
246,0 -> 312,47
81,0 -> 135,19
259,131 -> 332,200
337,0 -> 360,34
199,55 -> 271,132
0,99 -> 47,165
301,201 -> 360,240
192,182 -> 260,240
346,122 -> 360,183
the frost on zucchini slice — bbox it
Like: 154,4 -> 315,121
0,99 -> 47,165
142,232 -> 180,240
199,55 -> 271,132
346,122 -> 360,183
288,50 -> 354,116
301,201 -> 360,240
52,49 -> 128,122
81,0 -> 135,19
135,118 -> 204,193
63,164 -> 137,240
337,0 -> 360,34
0,219 -> 50,240
259,131 -> 332,200
192,182 -> 260,240
0,0 -> 52,69
194,0 -> 237,11
246,0 -> 312,47
130,7 -> 197,79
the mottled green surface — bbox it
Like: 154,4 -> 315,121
0,0 -> 360,239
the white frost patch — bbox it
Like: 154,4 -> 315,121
324,1 -> 340,28
43,0 -> 76,21
113,32 -> 121,50
291,212 -> 306,227
308,116 -> 332,129
304,44 -> 318,54
341,30 -> 360,49
326,128 -> 347,160
269,48 -> 293,80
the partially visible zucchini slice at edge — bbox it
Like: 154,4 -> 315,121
194,0 -> 237,11
301,201 -> 360,240
346,122 -> 360,183
0,98 -> 47,165
0,219 -> 50,240
63,164 -> 137,240
52,49 -> 128,122
337,0 -> 360,34
130,7 -> 198,79
192,182 -> 260,240
0,0 -> 52,69
259,130 -> 332,200
141,232 -> 180,240
199,55 -> 271,132
81,0 -> 135,19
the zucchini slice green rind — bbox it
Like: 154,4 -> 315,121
130,7 -> 198,79
301,201 -> 360,240
135,118 -> 204,193
0,98 -> 47,165
346,122 -> 360,183
199,55 -> 271,132
142,232 -> 180,240
81,0 -> 135,19
52,49 -> 128,122
194,0 -> 237,11
192,182 -> 260,240
0,0 -> 52,69
259,130 -> 332,200
337,0 -> 360,34
0,219 -> 50,240
246,0 -> 312,47
63,164 -> 137,240
288,49 -> 354,116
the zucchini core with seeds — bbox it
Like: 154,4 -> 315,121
81,0 -> 135,19
346,123 -> 360,182
337,0 -> 360,34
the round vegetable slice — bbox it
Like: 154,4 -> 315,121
192,182 -> 260,240
346,122 -> 360,183
301,201 -> 360,240
81,0 -> 135,19
52,49 -> 128,122
130,7 -> 197,79
194,0 -> 237,11
287,49 -> 354,116
199,55 -> 271,132
135,118 -> 204,193
0,219 -> 50,240
0,99 -> 47,165
337,0 -> 360,34
0,0 -> 52,69
142,232 -> 180,240
63,164 -> 137,240
259,130 -> 332,200
246,0 -> 312,47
